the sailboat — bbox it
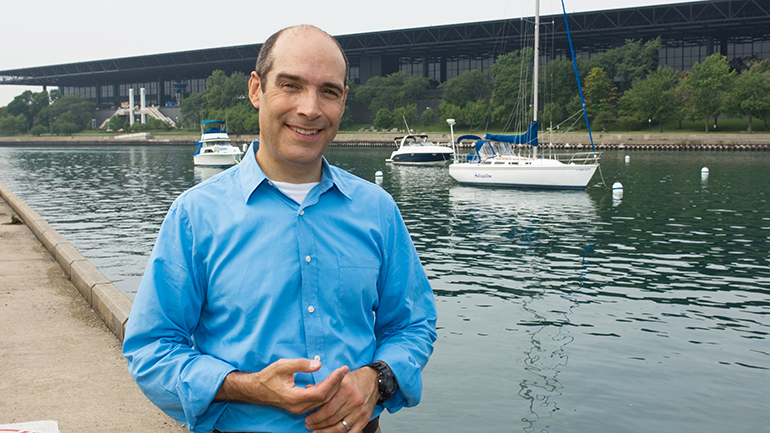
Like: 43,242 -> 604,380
448,0 -> 602,189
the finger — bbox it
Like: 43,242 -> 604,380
309,415 -> 366,433
273,358 -> 323,375
307,365 -> 349,394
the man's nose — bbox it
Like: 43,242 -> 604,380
296,90 -> 322,119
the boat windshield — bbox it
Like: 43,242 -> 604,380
405,141 -> 434,147
477,141 -> 514,158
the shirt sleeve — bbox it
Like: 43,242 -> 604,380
373,202 -> 438,412
122,201 -> 236,432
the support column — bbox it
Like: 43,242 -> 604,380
140,88 -> 146,124
129,89 -> 135,126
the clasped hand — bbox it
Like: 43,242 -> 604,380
216,358 -> 379,433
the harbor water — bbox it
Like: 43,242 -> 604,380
0,145 -> 768,432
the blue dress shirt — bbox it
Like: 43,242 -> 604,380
123,144 -> 438,433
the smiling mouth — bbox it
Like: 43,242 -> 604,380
290,126 -> 320,136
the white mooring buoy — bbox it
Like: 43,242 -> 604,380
375,171 -> 383,184
612,181 -> 624,198
701,167 -> 709,176
625,155 -> 630,163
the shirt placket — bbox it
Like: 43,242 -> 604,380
296,205 -> 326,381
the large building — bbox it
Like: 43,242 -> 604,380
1,0 -> 768,109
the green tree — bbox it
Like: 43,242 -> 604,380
678,54 -> 734,132
35,94 -> 94,132
49,111 -> 82,135
619,66 -> 681,132
339,105 -> 353,130
541,58 -> 580,126
583,67 -> 617,118
205,70 -> 248,112
180,70 -> 250,128
462,100 -> 488,131
438,102 -> 463,127
420,107 -> 436,128
490,47 -> 534,128
6,91 -> 34,130
439,69 -> 492,106
588,38 -> 661,92
209,101 -> 260,135
29,125 -> 48,136
725,62 -> 770,133
180,91 -> 206,128
373,108 -> 395,129
354,72 -> 429,113
0,114 -> 26,135
106,115 -> 124,131
6,90 -> 51,132
392,104 -> 418,130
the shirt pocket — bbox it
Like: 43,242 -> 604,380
337,256 -> 380,319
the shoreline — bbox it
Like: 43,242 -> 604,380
1,132 -> 769,151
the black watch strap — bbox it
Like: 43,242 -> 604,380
368,361 -> 397,405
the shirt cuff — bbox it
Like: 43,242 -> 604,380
176,354 -> 238,431
375,344 -> 424,411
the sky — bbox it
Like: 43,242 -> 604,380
0,0 -> 698,107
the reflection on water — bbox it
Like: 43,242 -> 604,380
0,146 -> 768,432
194,166 -> 228,183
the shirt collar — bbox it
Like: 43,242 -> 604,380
238,141 -> 352,203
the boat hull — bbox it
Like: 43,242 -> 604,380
389,149 -> 453,165
193,153 -> 241,167
449,162 -> 598,188
391,153 -> 452,165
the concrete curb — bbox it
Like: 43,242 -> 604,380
0,180 -> 131,342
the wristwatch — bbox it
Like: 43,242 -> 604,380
367,361 -> 397,405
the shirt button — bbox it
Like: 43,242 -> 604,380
308,306 -> 315,313
299,210 -> 304,215
314,355 -> 321,361
305,255 -> 311,263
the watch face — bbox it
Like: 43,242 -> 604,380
384,374 -> 396,393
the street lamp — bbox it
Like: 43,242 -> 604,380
648,118 -> 651,132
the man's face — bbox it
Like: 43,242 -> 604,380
249,29 -> 348,182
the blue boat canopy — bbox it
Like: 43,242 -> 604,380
456,134 -> 483,143
485,121 -> 538,147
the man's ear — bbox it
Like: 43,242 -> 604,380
248,71 -> 261,109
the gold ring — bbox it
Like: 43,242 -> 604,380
341,419 -> 350,431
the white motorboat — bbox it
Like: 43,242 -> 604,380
193,120 -> 243,167
448,0 -> 601,189
386,134 -> 453,165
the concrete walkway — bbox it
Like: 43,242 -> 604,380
0,190 -> 187,432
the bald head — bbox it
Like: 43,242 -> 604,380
255,25 -> 349,89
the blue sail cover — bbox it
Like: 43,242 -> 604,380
485,121 -> 538,147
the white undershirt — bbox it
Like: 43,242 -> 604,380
271,180 -> 320,204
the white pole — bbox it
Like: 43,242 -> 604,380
128,88 -> 135,126
447,119 -> 456,163
140,88 -> 147,124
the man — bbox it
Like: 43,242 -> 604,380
123,25 -> 437,433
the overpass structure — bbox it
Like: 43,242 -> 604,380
1,0 -> 769,108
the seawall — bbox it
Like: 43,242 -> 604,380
1,131 -> 770,150
0,181 -> 131,342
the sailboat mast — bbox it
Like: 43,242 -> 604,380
533,0 -> 540,158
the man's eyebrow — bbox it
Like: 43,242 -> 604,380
274,72 -> 345,95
